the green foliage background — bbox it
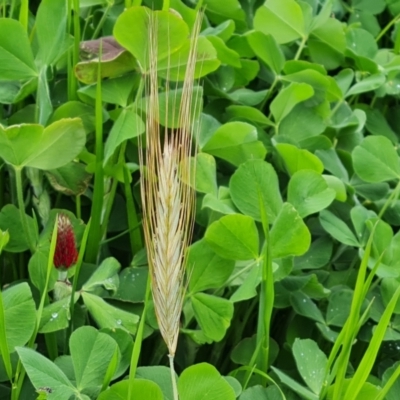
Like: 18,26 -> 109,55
2,0 -> 400,399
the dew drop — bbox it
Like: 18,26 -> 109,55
51,312 -> 58,319
116,319 -> 122,325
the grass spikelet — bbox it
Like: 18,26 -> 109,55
139,6 -> 203,378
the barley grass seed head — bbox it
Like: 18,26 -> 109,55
138,8 -> 204,357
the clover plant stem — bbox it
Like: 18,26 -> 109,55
76,195 -> 81,219
18,253 -> 25,280
260,77 -> 278,113
339,0 -> 352,12
169,354 -> 179,400
330,100 -> 344,120
67,0 -> 80,101
10,255 -> 18,282
123,164 -> 143,254
294,36 -> 307,60
11,371 -> 25,400
100,175 -> 119,240
123,77 -> 144,254
73,0 -> 81,64
44,331 -> 58,361
91,4 -> 111,39
100,223 -> 141,245
233,298 -> 258,344
82,7 -> 92,38
370,94 -> 377,108
378,180 -> 400,218
215,259 -> 260,292
54,192 -> 62,209
67,0 -> 73,100
0,168 -> 4,210
9,0 -> 16,18
14,167 -> 35,253
148,337 -> 170,366
257,194 -> 273,379
69,218 -> 91,339
100,141 -> 128,240
376,13 -> 400,42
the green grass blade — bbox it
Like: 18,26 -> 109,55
329,222 -> 377,399
361,250 -> 384,299
101,345 -> 119,392
344,284 -> 400,400
85,42 -> 104,263
375,362 -> 400,400
0,289 -> 12,381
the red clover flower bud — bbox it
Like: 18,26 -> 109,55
53,214 -> 78,270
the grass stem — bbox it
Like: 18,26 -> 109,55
85,41 -> 104,263
169,354 -> 179,400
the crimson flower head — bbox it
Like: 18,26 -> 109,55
53,214 -> 78,270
